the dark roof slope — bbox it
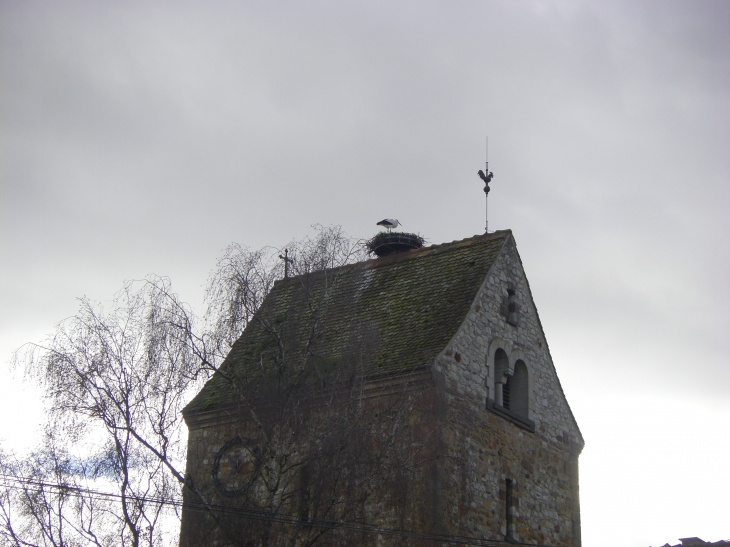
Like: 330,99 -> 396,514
185,230 -> 510,414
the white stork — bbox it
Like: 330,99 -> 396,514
376,219 -> 401,232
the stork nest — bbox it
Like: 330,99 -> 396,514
366,232 -> 426,257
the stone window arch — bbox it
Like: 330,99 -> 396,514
487,338 -> 512,405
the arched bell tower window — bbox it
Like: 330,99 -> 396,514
494,348 -> 509,407
505,360 -> 529,419
487,342 -> 534,432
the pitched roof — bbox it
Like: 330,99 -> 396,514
185,230 -> 511,414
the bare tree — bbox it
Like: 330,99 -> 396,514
3,225 -> 406,547
6,276 -> 204,547
204,225 -> 367,355
0,428 -> 120,547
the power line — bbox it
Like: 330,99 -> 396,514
0,474 -> 555,547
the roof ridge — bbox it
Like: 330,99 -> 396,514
374,229 -> 511,262
275,230 -> 513,286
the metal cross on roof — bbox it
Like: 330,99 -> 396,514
279,248 -> 292,279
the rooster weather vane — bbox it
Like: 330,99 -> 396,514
478,168 -> 493,193
477,137 -> 494,233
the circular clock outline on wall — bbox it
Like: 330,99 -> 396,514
212,436 -> 262,497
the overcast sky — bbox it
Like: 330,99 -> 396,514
1,1 -> 728,545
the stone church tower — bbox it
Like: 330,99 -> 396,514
180,230 -> 583,547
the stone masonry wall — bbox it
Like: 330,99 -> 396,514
433,234 -> 583,546
179,377 -> 446,547
436,395 -> 581,546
